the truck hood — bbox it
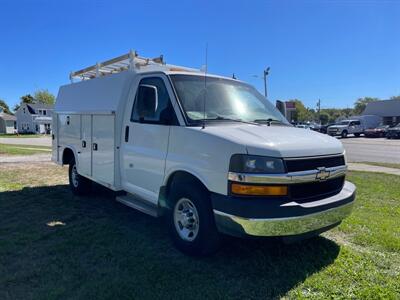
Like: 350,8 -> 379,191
200,124 -> 344,157
328,125 -> 347,129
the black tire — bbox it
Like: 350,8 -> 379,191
341,130 -> 348,138
68,158 -> 91,195
167,179 -> 221,256
354,133 -> 360,137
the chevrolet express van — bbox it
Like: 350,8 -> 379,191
53,51 -> 356,255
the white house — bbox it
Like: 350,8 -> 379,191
0,107 -> 17,134
16,103 -> 54,134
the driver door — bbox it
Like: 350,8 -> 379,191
121,76 -> 178,204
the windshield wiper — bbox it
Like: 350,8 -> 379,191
205,116 -> 260,126
253,118 -> 287,126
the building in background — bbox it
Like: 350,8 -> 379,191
15,103 -> 54,134
284,101 -> 296,122
0,107 -> 17,134
362,99 -> 400,125
275,100 -> 297,122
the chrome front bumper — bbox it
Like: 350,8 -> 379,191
213,181 -> 356,237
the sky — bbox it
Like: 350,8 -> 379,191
0,0 -> 399,110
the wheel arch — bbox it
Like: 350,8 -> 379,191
160,170 -> 210,209
62,147 -> 77,165
165,170 -> 208,196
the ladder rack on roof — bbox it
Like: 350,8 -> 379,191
69,50 -> 165,82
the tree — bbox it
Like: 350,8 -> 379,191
13,104 -> 20,112
20,94 -> 35,104
319,112 -> 329,125
290,99 -> 316,122
34,89 -> 55,105
0,99 -> 12,114
354,97 -> 379,115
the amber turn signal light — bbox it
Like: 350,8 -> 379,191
231,183 -> 288,196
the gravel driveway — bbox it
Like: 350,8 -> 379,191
0,136 -> 52,147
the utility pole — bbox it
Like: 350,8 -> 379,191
317,99 -> 321,124
252,67 -> 270,98
263,67 -> 270,99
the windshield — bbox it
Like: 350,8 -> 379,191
338,121 -> 350,125
170,75 -> 289,125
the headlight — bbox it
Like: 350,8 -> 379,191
229,154 -> 285,174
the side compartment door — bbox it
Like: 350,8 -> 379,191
121,76 -> 178,204
92,115 -> 115,186
78,115 -> 92,177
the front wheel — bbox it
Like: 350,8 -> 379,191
167,181 -> 221,256
68,158 -> 91,195
341,131 -> 348,138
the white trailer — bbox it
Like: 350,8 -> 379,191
54,51 -> 356,255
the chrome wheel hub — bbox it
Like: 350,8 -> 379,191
173,198 -> 199,242
71,164 -> 79,188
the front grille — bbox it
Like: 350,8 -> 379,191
290,176 -> 345,202
284,155 -> 345,172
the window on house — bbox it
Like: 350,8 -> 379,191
43,110 -> 46,115
23,108 -> 26,113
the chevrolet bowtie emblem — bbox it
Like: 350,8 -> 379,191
316,167 -> 330,181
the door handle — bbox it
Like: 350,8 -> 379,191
125,126 -> 129,142
93,143 -> 98,151
82,140 -> 86,148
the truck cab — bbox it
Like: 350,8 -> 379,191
327,119 -> 364,138
53,51 -> 356,255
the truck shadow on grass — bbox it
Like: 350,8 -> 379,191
0,184 -> 340,299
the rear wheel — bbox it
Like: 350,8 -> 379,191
68,158 -> 91,195
354,133 -> 360,137
167,180 -> 221,256
341,130 -> 348,138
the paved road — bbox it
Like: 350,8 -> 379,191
0,136 -> 51,147
341,137 -> 400,164
1,135 -> 398,164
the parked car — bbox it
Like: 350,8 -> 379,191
296,124 -> 310,129
319,123 -> 335,134
327,120 -> 364,138
309,123 -> 322,132
364,125 -> 390,138
53,51 -> 356,256
386,123 -> 400,139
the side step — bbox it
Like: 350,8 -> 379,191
116,194 -> 161,217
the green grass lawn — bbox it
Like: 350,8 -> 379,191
360,162 -> 400,169
0,164 -> 399,299
0,143 -> 51,155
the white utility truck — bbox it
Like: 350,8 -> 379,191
53,51 -> 356,255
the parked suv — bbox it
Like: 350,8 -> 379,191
327,120 -> 364,138
387,123 -> 400,139
53,51 -> 356,255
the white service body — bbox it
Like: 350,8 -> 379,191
53,56 -> 356,243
